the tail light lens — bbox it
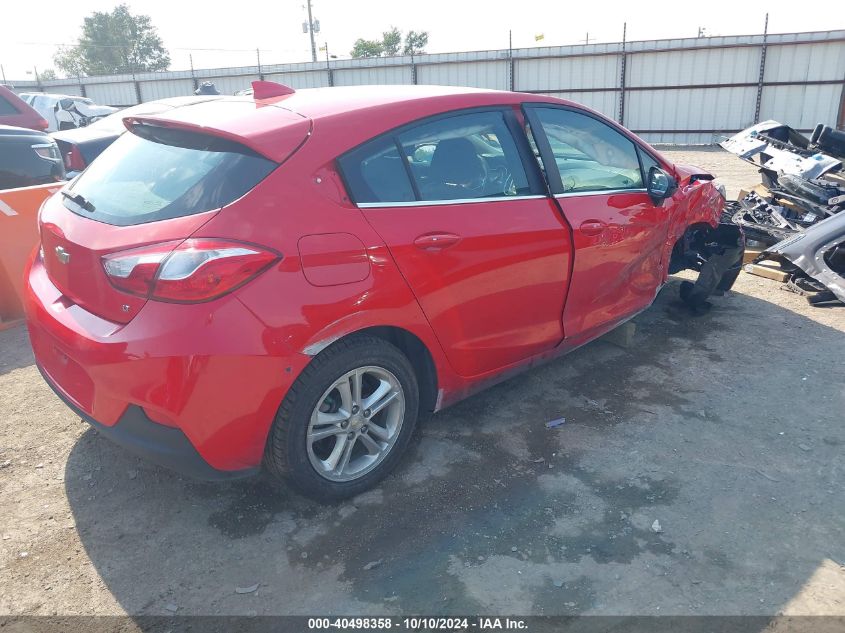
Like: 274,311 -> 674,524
64,146 -> 86,172
102,239 -> 280,303
32,142 -> 61,161
36,117 -> 49,131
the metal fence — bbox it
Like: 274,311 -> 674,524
7,29 -> 845,144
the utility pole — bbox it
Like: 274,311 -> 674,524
305,0 -> 317,63
256,48 -> 263,80
583,32 -> 591,45
0,64 -> 6,85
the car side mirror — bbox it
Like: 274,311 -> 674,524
647,166 -> 677,205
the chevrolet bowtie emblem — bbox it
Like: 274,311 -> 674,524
55,246 -> 70,264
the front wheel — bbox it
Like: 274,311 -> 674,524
266,335 -> 419,501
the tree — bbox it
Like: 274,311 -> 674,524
350,38 -> 384,58
382,27 -> 402,56
403,30 -> 429,56
351,28 -> 430,58
38,69 -> 58,81
54,4 -> 170,76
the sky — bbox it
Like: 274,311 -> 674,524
2,0 -> 844,80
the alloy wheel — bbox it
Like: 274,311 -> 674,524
306,366 -> 406,482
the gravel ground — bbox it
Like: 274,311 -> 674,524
0,148 -> 843,619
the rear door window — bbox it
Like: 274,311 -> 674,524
338,109 -> 540,205
397,111 -> 533,201
64,125 -> 277,226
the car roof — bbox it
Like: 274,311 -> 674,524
132,85 -> 569,161
0,124 -> 49,139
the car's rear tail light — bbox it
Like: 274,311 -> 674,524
35,117 -> 49,131
102,239 -> 280,303
32,142 -> 61,161
63,146 -> 86,172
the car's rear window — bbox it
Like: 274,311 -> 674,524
63,125 -> 277,226
0,95 -> 19,115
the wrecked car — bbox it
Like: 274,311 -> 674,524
26,93 -> 117,132
720,120 -> 844,245
757,211 -> 845,305
720,120 -> 845,305
25,82 -> 741,501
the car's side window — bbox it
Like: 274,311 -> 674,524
396,111 -> 532,202
338,136 -> 416,204
532,107 -> 644,193
637,146 -> 662,180
338,110 -> 534,205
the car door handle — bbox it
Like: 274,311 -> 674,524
579,220 -> 607,236
413,233 -> 461,250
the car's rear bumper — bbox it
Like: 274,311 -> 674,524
38,363 -> 258,481
25,253 -> 312,474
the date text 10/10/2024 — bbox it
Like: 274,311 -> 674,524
308,617 -> 528,630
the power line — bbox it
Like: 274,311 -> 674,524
11,40 -> 292,53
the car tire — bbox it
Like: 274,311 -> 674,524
265,334 -> 419,501
715,260 -> 742,293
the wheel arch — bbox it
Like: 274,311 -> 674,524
667,221 -> 719,275
314,325 -> 440,419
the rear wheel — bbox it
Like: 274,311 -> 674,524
266,335 -> 419,501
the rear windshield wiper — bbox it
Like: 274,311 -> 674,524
61,190 -> 96,212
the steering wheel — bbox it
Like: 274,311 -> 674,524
488,165 -> 517,195
460,156 -> 488,195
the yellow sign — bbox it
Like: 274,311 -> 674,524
534,33 -> 545,42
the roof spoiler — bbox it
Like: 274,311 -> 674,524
251,80 -> 295,99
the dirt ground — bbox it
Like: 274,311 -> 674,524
0,148 -> 843,619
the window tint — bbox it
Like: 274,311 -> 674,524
0,95 -> 18,115
338,136 -> 415,204
533,108 -> 643,193
397,111 -> 531,201
338,110 -> 534,205
65,126 -> 276,226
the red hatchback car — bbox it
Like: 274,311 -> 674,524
26,83 -> 738,500
0,85 -> 49,131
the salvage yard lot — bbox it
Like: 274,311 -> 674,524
0,148 -> 843,617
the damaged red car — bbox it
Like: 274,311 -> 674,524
25,82 -> 742,500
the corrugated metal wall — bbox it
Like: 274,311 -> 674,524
8,30 -> 845,144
